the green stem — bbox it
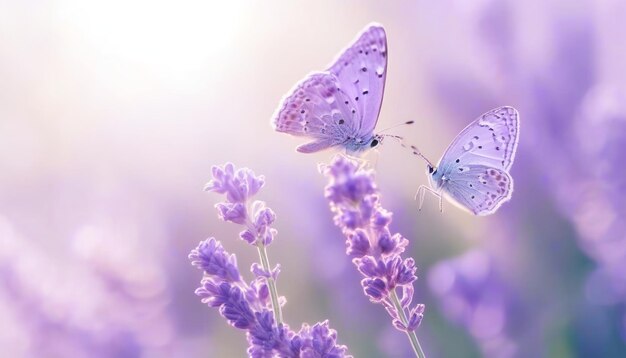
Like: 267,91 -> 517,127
390,289 -> 426,358
256,242 -> 283,325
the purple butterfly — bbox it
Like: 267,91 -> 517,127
415,106 -> 520,216
272,24 -> 387,155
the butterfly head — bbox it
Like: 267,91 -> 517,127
426,164 -> 445,190
369,134 -> 384,148
345,134 -> 383,155
426,164 -> 438,182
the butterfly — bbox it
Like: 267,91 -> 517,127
414,106 -> 520,216
272,24 -> 388,155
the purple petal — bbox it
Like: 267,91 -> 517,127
215,202 -> 248,224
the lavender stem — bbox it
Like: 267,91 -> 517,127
256,242 -> 283,325
390,289 -> 425,358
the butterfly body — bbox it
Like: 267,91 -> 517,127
419,106 -> 520,216
344,134 -> 382,155
273,24 -> 387,155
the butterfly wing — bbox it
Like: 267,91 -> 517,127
272,72 -> 360,153
327,24 -> 387,137
435,106 -> 519,215
443,165 -> 514,216
437,106 -> 520,173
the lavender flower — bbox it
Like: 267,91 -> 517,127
189,237 -> 241,283
190,163 -> 350,357
322,156 -> 426,357
205,164 -> 277,246
190,238 -> 350,358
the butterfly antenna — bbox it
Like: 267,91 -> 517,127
409,144 -> 435,167
377,121 -> 435,167
379,132 -> 435,168
377,120 -> 415,134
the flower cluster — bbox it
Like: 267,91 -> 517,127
191,163 -> 350,357
322,156 -> 425,355
204,163 -> 276,246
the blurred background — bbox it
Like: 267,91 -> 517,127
1,0 -> 626,357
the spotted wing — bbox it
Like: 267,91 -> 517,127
436,106 -> 519,215
327,24 -> 387,137
443,165 -> 514,216
437,106 -> 520,174
272,72 -> 360,153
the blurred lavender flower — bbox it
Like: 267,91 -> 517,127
322,156 -> 426,357
570,85 -> 626,340
429,250 -> 517,358
190,163 -> 350,357
0,217 -> 175,358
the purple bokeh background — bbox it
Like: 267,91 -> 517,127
1,0 -> 626,357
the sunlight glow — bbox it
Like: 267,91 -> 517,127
58,0 -> 243,74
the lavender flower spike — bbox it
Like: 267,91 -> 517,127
193,163 -> 351,357
322,156 -> 427,358
204,163 -> 282,324
190,236 -> 351,357
190,243 -> 294,357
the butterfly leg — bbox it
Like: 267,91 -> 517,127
415,185 -> 442,212
341,151 -> 371,170
415,185 -> 424,209
368,149 -> 380,171
439,192 -> 444,213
